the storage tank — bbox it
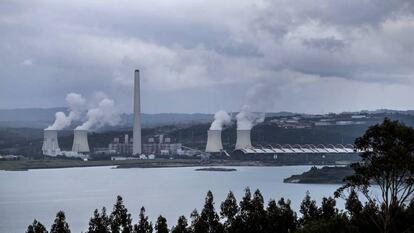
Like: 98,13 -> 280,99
42,129 -> 61,156
205,130 -> 223,152
235,129 -> 252,149
72,129 -> 90,153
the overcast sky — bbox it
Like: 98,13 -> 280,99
1,0 -> 414,114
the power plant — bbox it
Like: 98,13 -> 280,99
235,129 -> 252,149
72,129 -> 90,153
133,69 -> 142,155
42,129 -> 61,156
205,130 -> 223,152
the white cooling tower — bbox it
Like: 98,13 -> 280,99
205,130 -> 223,152
133,69 -> 142,155
42,129 -> 61,156
72,129 -> 90,153
235,129 -> 252,149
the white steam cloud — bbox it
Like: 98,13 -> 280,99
46,93 -> 86,130
236,105 -> 265,130
209,110 -> 232,130
75,97 -> 121,130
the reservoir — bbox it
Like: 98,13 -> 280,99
0,166 -> 342,233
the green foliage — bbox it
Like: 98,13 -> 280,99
154,215 -> 168,233
299,192 -> 321,224
133,207 -> 153,233
191,191 -> 223,233
110,196 -> 133,233
50,211 -> 71,233
171,216 -> 189,233
26,219 -> 48,233
87,207 -> 110,233
265,198 -> 297,233
337,118 -> 414,233
220,191 -> 238,232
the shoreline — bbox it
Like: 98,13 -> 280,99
0,159 -> 333,171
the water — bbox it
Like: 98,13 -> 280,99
0,166 -> 343,233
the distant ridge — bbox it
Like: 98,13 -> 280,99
2,107 -> 414,129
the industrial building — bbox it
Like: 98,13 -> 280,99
142,135 -> 182,156
231,144 -> 360,164
109,134 -> 133,155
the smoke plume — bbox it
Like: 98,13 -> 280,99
46,93 -> 86,130
236,105 -> 265,130
209,110 -> 231,130
75,97 -> 120,130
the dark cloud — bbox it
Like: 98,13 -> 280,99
0,0 -> 414,113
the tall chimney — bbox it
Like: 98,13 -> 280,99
133,69 -> 142,155
205,130 -> 223,152
42,129 -> 61,156
235,129 -> 252,149
72,129 -> 90,153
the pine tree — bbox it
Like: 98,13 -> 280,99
26,219 -> 48,233
50,211 -> 71,233
87,207 -> 110,233
276,198 -> 297,233
190,209 -> 207,233
266,198 -> 297,233
154,215 -> 168,233
198,191 -> 223,233
171,216 -> 189,233
220,191 -> 238,232
320,197 -> 338,220
247,189 -> 266,233
299,191 -> 321,224
110,196 -> 133,233
133,207 -> 153,233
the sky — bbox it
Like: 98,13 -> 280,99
1,0 -> 414,114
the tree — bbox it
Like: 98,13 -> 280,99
88,207 -> 110,233
50,211 -> 71,233
133,207 -> 153,233
110,196 -> 133,233
320,197 -> 338,220
336,118 -> 414,233
299,192 -> 321,224
171,216 -> 189,233
194,191 -> 224,233
154,215 -> 168,233
26,219 -> 48,233
266,198 -> 297,233
345,189 -> 363,219
220,191 -> 238,232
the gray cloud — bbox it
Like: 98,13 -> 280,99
0,0 -> 414,114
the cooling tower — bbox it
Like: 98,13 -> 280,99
72,129 -> 90,153
133,69 -> 142,155
42,129 -> 61,156
235,129 -> 252,149
205,130 -> 223,152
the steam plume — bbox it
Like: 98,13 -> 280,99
46,93 -> 86,130
75,97 -> 120,130
236,105 -> 265,130
209,110 -> 231,130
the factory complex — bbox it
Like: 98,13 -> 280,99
41,70 -> 360,164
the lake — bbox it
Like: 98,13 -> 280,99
0,166 -> 343,233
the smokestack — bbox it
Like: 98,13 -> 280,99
72,129 -> 90,153
133,69 -> 142,155
235,129 -> 252,149
205,130 -> 223,152
125,134 -> 129,144
42,129 -> 61,156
